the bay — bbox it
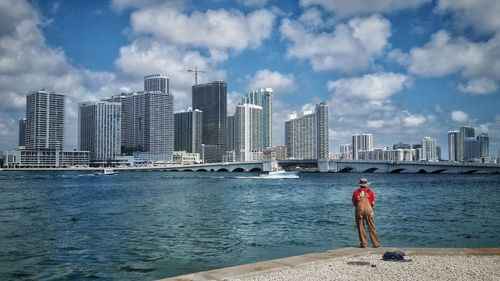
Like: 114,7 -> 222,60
0,171 -> 499,280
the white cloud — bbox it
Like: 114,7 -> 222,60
0,0 -> 134,150
115,38 -> 227,111
247,69 -> 296,93
403,114 -> 426,127
406,31 -> 484,77
299,0 -> 430,19
451,110 -> 468,123
436,0 -> 500,36
298,7 -> 329,29
403,30 -> 500,95
367,120 -> 384,129
227,91 -> 243,116
327,72 -> 410,100
237,0 -> 268,7
458,78 -> 498,95
280,14 -> 391,72
111,0 -> 183,12
130,6 -> 276,52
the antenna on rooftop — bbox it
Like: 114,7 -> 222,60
187,67 -> 206,85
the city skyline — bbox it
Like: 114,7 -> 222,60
0,0 -> 499,158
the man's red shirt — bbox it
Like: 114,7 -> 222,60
352,187 -> 375,206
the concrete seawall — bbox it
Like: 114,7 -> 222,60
159,247 -> 500,281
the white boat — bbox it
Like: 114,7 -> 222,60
261,161 -> 299,178
95,168 -> 119,176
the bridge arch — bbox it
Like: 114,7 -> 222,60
463,169 -> 479,174
217,168 -> 229,172
389,168 -> 405,173
248,167 -> 262,172
338,167 -> 353,173
363,167 -> 378,173
183,169 -> 193,172
196,168 -> 208,172
417,169 -> 427,174
232,167 -> 245,172
431,169 -> 447,174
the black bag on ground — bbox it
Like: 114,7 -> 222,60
382,250 -> 406,261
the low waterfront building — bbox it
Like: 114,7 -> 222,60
132,151 -> 173,165
4,149 -> 89,168
173,151 -> 202,165
357,148 -> 416,162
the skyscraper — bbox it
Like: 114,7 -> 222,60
448,131 -> 460,161
18,118 -> 26,148
315,101 -> 329,160
421,137 -> 437,161
144,74 -> 169,93
285,112 -> 317,159
192,81 -> 227,162
121,91 -> 174,154
352,134 -> 373,160
458,126 -> 474,161
25,90 -> 65,150
174,108 -> 203,154
226,115 -> 235,152
79,101 -> 121,163
234,103 -> 263,161
242,88 -> 273,148
477,133 -> 489,159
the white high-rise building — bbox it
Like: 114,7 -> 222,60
25,90 -> 65,150
352,134 -> 373,160
79,101 -> 121,163
448,131 -> 460,161
144,74 -> 169,93
421,137 -> 437,161
242,88 -> 273,149
284,102 -> 329,160
120,91 -> 174,154
285,112 -> 317,159
234,103 -> 263,162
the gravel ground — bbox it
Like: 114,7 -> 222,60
229,254 -> 500,281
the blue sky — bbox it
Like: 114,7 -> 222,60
0,0 -> 499,158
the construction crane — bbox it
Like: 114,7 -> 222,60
187,67 -> 206,85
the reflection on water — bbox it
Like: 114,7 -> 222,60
0,171 -> 499,280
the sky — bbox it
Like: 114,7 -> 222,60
0,0 -> 499,159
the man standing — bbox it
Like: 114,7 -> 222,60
352,178 -> 380,248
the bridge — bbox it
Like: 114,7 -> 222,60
159,159 -> 499,174
161,161 -> 264,172
2,160 -> 498,174
318,160 -> 500,174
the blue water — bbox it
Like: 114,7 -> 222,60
0,171 -> 499,280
